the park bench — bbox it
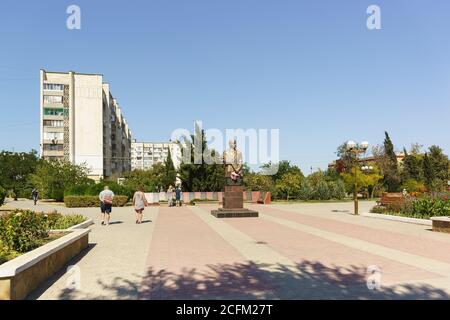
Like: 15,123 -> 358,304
376,192 -> 405,207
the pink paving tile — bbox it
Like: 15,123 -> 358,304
223,215 -> 440,286
139,207 -> 276,299
256,206 -> 450,264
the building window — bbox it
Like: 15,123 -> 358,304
43,144 -> 64,151
43,83 -> 64,91
44,95 -> 63,104
43,132 -> 64,140
43,120 -> 64,127
44,108 -> 64,116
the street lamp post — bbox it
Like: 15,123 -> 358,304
346,140 -> 369,215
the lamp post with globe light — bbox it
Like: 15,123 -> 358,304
346,140 -> 369,215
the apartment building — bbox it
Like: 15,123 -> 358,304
131,140 -> 182,171
40,70 -> 132,180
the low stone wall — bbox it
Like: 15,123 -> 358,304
0,228 -> 90,300
431,217 -> 450,233
145,191 -> 271,205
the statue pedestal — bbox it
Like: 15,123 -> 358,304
211,185 -> 258,218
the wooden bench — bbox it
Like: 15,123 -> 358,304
376,193 -> 405,207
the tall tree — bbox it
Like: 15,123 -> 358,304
162,148 -> 177,190
382,132 -> 401,192
428,145 -> 449,184
178,125 -> 224,192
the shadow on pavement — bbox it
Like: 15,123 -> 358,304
26,244 -> 97,300
56,260 -> 450,300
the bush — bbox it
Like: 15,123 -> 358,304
64,195 -> 129,208
0,209 -> 87,258
44,211 -> 86,229
314,181 -> 331,200
329,180 -> 346,200
298,180 -> 313,201
0,210 -> 49,253
0,186 -> 6,206
65,181 -> 133,199
370,195 -> 450,219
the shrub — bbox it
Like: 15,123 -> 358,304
329,180 -> 346,200
44,211 -> 86,229
0,210 -> 49,253
64,195 -> 129,208
0,186 -> 6,206
314,181 -> 331,200
298,180 -> 313,201
370,195 -> 450,219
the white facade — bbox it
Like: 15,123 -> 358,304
131,140 -> 182,171
40,70 -> 131,180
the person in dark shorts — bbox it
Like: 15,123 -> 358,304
99,186 -> 115,226
31,188 -> 39,205
175,186 -> 182,207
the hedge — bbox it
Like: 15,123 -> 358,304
64,195 -> 129,208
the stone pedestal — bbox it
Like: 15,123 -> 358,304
211,184 -> 258,218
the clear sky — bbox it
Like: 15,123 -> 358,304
1,0 -> 449,174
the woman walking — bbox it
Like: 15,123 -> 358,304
133,186 -> 148,224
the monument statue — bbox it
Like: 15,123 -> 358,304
223,139 -> 243,183
211,139 -> 258,218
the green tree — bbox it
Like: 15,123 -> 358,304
428,145 -> 449,188
275,172 -> 302,200
423,153 -> 435,190
401,149 -> 423,183
0,150 -> 40,200
298,179 -> 314,201
30,160 -> 90,201
382,132 -> 401,192
244,172 -> 274,192
261,160 -> 303,183
162,149 -> 177,190
178,125 -> 224,192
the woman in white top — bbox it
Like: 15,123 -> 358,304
133,186 -> 148,224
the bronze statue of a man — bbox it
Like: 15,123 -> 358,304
223,139 -> 243,183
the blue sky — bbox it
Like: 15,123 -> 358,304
0,0 -> 449,174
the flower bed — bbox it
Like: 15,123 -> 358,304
0,209 -> 91,300
370,194 -> 450,220
0,210 -> 86,265
64,195 -> 129,208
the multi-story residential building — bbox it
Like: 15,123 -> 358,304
131,140 -> 182,171
40,70 -> 132,181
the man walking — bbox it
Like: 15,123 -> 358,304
175,186 -> 182,207
99,186 -> 115,226
31,188 -> 39,205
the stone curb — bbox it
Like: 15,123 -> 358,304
360,212 -> 432,226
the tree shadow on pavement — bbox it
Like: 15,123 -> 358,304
26,244 -> 97,300
57,260 -> 450,300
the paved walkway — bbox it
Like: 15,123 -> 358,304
4,200 -> 450,299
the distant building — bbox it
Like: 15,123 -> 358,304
328,152 -> 406,173
40,70 -> 132,181
131,140 -> 182,171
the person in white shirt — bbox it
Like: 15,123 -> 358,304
99,186 -> 115,226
